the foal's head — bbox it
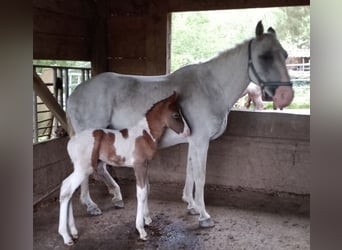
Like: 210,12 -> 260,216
146,91 -> 190,138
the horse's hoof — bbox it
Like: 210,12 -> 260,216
72,234 -> 78,239
87,206 -> 102,216
187,208 -> 199,215
113,200 -> 125,209
199,218 -> 215,228
144,217 -> 152,226
65,240 -> 74,246
139,236 -> 148,241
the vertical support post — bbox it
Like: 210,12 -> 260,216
90,0 -> 109,76
33,91 -> 38,143
64,68 -> 69,108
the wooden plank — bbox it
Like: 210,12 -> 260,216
33,0 -> 92,19
109,0 -> 148,15
33,72 -> 68,131
33,33 -> 90,60
33,8 -> 89,36
109,58 -> 147,75
108,32 -> 146,58
145,3 -> 168,75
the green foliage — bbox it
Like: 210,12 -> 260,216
171,6 -> 310,71
273,7 -> 310,50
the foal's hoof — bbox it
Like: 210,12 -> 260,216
87,206 -> 102,216
187,208 -> 199,215
113,200 -> 125,209
199,218 -> 215,228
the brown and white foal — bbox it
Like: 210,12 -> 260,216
58,92 -> 190,245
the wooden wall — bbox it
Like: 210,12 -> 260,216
107,1 -> 169,75
33,0 -> 310,75
33,0 -> 93,61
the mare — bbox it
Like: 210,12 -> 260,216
66,21 -> 294,227
59,92 -> 190,245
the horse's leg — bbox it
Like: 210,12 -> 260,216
182,147 -> 199,215
68,201 -> 78,239
191,141 -> 215,228
59,171 -> 87,245
80,177 -> 102,215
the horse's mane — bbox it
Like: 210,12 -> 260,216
170,39 -> 251,75
206,39 -> 251,64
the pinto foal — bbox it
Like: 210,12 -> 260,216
58,92 -> 190,245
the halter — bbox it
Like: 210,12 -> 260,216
247,39 -> 293,89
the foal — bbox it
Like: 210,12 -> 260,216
58,91 -> 190,245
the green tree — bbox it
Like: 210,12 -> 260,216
273,6 -> 310,50
170,7 -> 310,72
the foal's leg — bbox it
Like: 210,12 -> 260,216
59,171 -> 87,245
97,161 -> 124,208
134,162 -> 148,240
190,142 -> 214,228
80,177 -> 102,215
143,178 -> 152,225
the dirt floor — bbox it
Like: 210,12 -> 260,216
34,181 -> 310,250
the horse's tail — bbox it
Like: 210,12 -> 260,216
66,113 -> 75,137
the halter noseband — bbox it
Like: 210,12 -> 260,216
247,39 -> 292,88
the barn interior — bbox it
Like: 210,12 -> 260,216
33,0 -> 310,249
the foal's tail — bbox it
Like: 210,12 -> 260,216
66,113 -> 75,137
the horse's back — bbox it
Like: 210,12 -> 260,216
67,72 -> 174,133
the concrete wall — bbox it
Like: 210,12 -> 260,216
33,111 -> 310,205
113,110 -> 310,195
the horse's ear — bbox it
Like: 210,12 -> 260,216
169,91 -> 178,103
267,27 -> 276,35
255,20 -> 264,37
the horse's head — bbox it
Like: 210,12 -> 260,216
162,91 -> 191,137
248,21 -> 294,109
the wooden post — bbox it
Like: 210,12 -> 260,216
33,72 -> 68,131
90,0 -> 109,75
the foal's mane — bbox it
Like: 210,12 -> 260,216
144,93 -> 176,117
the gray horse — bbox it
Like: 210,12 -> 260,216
66,21 -> 294,228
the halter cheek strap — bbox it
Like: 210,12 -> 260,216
247,39 -> 292,88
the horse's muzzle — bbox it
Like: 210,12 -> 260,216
269,85 -> 294,109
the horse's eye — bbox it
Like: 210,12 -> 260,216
259,53 -> 273,62
172,113 -> 180,119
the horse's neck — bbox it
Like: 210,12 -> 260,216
131,118 -> 162,142
203,40 -> 251,109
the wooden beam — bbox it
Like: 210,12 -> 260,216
167,0 -> 310,12
33,72 -> 68,131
